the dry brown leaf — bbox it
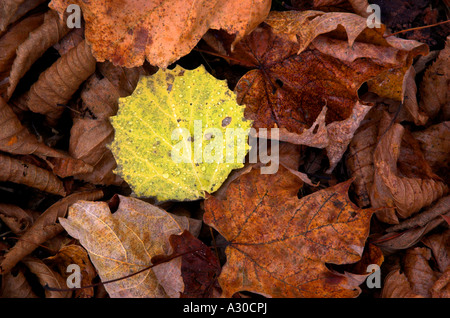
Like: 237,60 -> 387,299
204,165 -> 375,297
431,267 -> 450,298
49,0 -> 271,68
59,195 -> 202,298
21,256 -> 71,298
0,190 -> 104,274
6,9 -> 70,100
413,122 -> 450,184
68,118 -> 122,185
292,0 -> 370,17
370,121 -> 448,224
422,229 -> 450,274
265,10 -> 387,56
419,36 -> 450,120
396,67 -> 428,125
0,267 -> 38,298
0,203 -> 36,235
13,40 -> 96,125
403,247 -> 438,297
45,245 -> 97,298
0,13 -> 45,81
381,269 -> 423,298
53,26 -> 85,56
345,106 -> 384,207
0,97 -> 64,157
0,0 -> 46,32
0,153 -> 66,196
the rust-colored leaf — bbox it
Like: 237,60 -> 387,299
152,230 -> 222,298
204,165 -> 375,297
49,0 -> 271,68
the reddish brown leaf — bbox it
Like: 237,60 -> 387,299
204,165 -> 375,297
152,230 -> 221,298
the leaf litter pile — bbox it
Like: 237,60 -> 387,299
0,0 -> 449,299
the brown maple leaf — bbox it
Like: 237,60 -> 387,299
203,165 -> 375,297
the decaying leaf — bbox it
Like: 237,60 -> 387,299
49,0 -> 271,68
0,190 -> 104,274
381,269 -> 423,298
59,195 -> 202,298
13,40 -> 96,125
110,65 -> 252,201
204,165 -> 375,297
0,0 -> 46,32
21,256 -> 71,298
0,267 -> 38,298
0,203 -> 36,235
45,245 -> 97,298
370,121 -> 448,223
0,12 -> 44,81
0,153 -> 66,197
419,36 -> 450,120
152,230 -> 222,298
6,9 -> 70,100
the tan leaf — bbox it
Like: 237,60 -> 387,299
403,247 -> 438,297
59,195 -> 201,298
13,40 -> 96,125
0,190 -> 104,274
0,153 -> 66,196
49,0 -> 271,68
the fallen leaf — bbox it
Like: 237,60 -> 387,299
413,121 -> 450,184
204,165 -> 375,297
369,120 -> 448,223
381,269 -> 423,298
0,152 -> 66,196
0,267 -> 38,298
419,36 -> 450,120
45,245 -> 97,298
0,203 -> 36,235
21,256 -> 71,298
110,65 -> 252,201
422,229 -> 450,274
13,40 -> 96,125
6,9 -> 70,100
0,12 -> 44,81
0,0 -> 46,32
0,190 -> 104,274
152,230 -> 222,298
403,247 -> 438,297
59,195 -> 202,298
49,0 -> 271,68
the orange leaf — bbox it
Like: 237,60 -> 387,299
204,165 -> 375,297
49,0 -> 271,68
